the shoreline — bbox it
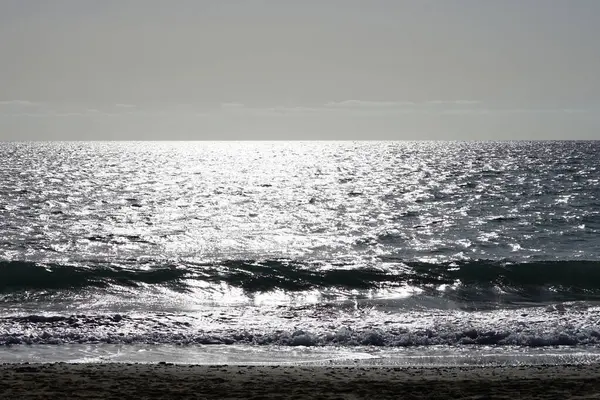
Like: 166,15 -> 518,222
2,363 -> 600,399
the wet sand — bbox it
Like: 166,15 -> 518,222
1,363 -> 599,399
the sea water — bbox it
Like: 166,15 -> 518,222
1,141 -> 599,365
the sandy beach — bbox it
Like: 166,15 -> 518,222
1,363 -> 600,399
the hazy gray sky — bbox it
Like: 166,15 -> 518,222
1,0 -> 599,139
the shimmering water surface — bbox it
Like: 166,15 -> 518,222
1,141 -> 599,351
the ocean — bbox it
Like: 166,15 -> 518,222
1,141 -> 599,364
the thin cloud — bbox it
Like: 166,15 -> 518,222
3,109 -> 120,118
325,100 -> 413,108
263,106 -> 320,115
441,108 -> 589,115
221,102 -> 245,108
426,100 -> 482,105
324,100 -> 482,108
0,102 -> 588,120
0,100 -> 39,106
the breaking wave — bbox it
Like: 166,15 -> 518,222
2,307 -> 600,348
2,259 -> 600,304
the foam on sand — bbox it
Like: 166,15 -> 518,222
3,343 -> 600,367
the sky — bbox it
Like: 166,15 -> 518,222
0,0 -> 599,140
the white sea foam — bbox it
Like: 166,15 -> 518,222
1,302 -> 600,348
3,343 -> 600,367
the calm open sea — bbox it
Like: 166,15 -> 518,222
1,141 -> 599,362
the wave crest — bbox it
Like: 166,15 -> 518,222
2,259 -> 600,304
